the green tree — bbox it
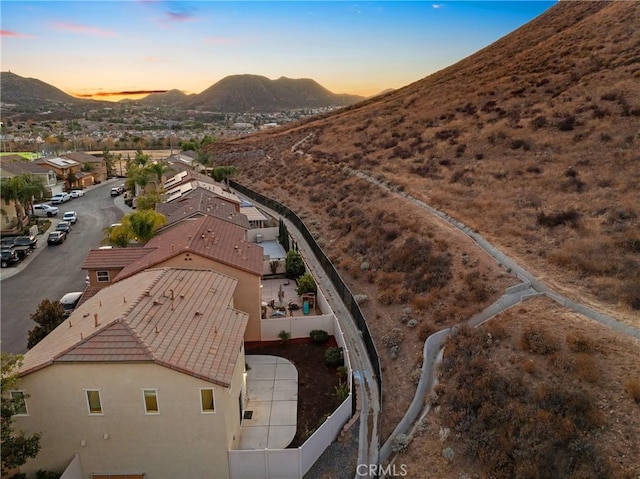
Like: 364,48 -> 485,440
1,353 -> 41,475
0,174 -> 48,227
103,224 -> 131,248
145,161 -> 172,184
296,273 -> 317,296
102,147 -> 115,177
134,149 -> 150,167
27,299 -> 66,349
123,210 -> 166,243
278,219 -> 290,252
285,250 -> 305,278
211,165 -> 238,183
135,191 -> 163,211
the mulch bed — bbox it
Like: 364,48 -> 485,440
246,337 -> 345,447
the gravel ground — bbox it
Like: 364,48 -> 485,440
304,418 -> 360,479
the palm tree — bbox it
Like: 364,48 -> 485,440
0,174 -> 47,228
145,161 -> 172,186
123,210 -> 166,243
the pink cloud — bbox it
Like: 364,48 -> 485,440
52,22 -> 116,37
1,30 -> 36,38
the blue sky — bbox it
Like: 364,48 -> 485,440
1,1 -> 556,100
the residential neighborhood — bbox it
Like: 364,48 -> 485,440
1,149 -> 354,479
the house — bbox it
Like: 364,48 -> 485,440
82,215 -> 264,341
155,187 -> 251,230
13,267 -> 249,478
61,152 -> 108,184
0,155 -> 58,232
35,156 -> 88,189
163,170 -> 241,211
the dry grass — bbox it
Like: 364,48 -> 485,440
202,1 -> 640,474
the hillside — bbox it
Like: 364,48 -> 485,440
188,74 -> 364,112
204,1 -> 640,476
0,72 -> 364,116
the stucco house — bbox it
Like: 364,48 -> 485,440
82,215 -> 264,341
35,156 -> 90,189
61,152 -> 108,184
13,267 -> 249,478
0,155 -> 58,232
155,187 -> 251,230
163,170 -> 241,211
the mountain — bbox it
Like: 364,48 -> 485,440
0,71 -> 94,111
188,74 -> 365,112
207,2 -> 640,476
0,72 -> 365,116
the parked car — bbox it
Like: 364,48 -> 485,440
55,221 -> 72,233
1,248 -> 20,268
62,211 -> 78,224
32,204 -> 59,217
51,193 -> 71,204
12,235 -> 37,250
0,239 -> 32,260
47,231 -> 66,245
69,189 -> 85,198
110,187 -> 121,197
59,292 -> 83,317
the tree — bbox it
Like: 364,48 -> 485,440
145,161 -> 172,185
211,165 -> 238,183
134,149 -> 150,167
123,210 -> 166,243
103,224 -> 131,248
102,147 -> 115,177
27,299 -> 66,349
135,191 -> 163,211
296,273 -> 317,296
0,174 -> 47,228
285,250 -> 305,278
1,353 -> 41,475
278,219 -> 290,252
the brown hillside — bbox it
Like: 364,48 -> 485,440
204,1 -> 640,475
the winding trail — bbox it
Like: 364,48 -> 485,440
347,168 -> 640,464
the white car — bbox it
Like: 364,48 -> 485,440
62,211 -> 78,224
32,204 -> 59,217
70,190 -> 85,198
51,193 -> 71,204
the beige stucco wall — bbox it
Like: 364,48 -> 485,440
86,267 -> 123,288
15,352 -> 246,479
155,253 -> 262,342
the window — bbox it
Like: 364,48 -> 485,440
142,389 -> 159,414
85,389 -> 103,415
10,391 -> 27,415
200,388 -> 215,413
97,271 -> 110,282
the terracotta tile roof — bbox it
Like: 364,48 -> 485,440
82,247 -> 156,270
156,188 -> 250,229
114,215 -> 263,282
61,152 -> 102,164
20,268 -> 248,388
0,158 -> 51,175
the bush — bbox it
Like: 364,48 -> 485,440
278,330 -> 291,344
285,250 -> 305,278
309,329 -> 329,343
296,273 -> 317,296
325,347 -> 344,367
519,325 -> 559,355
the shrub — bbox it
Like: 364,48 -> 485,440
269,260 -> 280,275
325,347 -> 344,367
333,379 -> 349,401
278,330 -> 291,344
296,273 -> 317,296
519,325 -> 559,355
536,209 -> 580,228
391,433 -> 411,453
285,250 -> 305,278
309,329 -> 329,343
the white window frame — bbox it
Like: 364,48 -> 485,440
10,390 -> 28,416
85,389 -> 103,415
199,387 -> 216,414
96,270 -> 110,282
141,388 -> 160,415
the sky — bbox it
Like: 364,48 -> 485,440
1,1 -> 556,102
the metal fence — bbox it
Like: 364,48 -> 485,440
230,179 -> 383,396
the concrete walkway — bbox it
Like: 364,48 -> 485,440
239,355 -> 298,449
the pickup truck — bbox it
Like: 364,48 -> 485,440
1,248 -> 20,268
1,235 -> 37,259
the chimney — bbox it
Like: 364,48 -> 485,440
94,313 -> 99,327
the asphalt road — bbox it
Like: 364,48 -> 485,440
1,180 -> 126,354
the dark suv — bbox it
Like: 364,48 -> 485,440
1,248 -> 20,268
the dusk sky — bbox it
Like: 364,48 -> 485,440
1,1 -> 556,101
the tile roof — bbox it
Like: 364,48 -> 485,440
0,157 -> 52,175
156,188 -> 250,229
20,268 -> 248,388
114,215 -> 264,281
82,247 -> 156,270
61,152 -> 102,164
